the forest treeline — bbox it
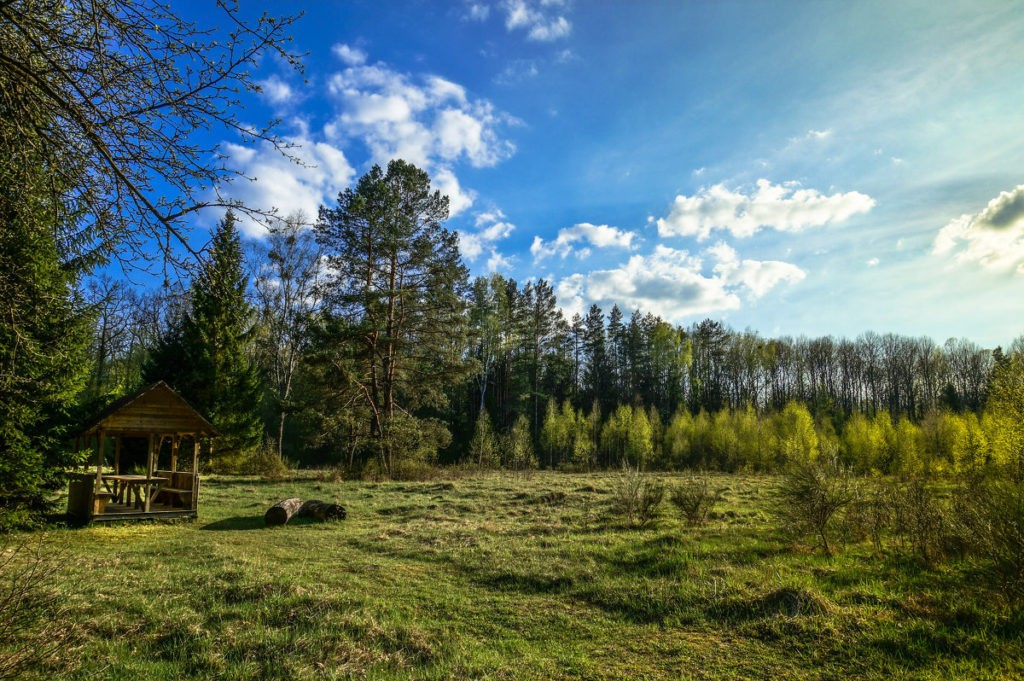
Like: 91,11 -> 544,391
77,164 -> 1023,482
8,0 -> 1017,531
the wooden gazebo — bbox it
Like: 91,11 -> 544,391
67,381 -> 220,522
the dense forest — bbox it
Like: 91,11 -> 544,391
1,0 -> 1022,530
74,160 -> 1023,486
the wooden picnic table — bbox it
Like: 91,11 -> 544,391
102,475 -> 165,512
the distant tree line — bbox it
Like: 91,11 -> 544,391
5,145 -> 1023,530
73,160 -> 1022,484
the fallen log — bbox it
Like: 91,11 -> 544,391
264,497 -> 303,526
299,499 -> 346,521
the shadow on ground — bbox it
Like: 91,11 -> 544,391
200,515 -> 329,531
200,516 -> 267,531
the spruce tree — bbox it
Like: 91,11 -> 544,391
0,123 -> 92,524
146,211 -> 262,456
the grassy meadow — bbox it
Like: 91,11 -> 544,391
7,471 -> 1024,680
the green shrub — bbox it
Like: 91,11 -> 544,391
842,477 -> 892,555
204,442 -> 290,478
953,476 -> 1024,597
668,473 -> 721,526
774,455 -> 862,555
889,476 -> 950,563
611,463 -> 664,527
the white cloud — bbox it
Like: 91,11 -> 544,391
788,128 -> 833,145
465,2 -> 490,20
502,0 -> 572,41
531,222 -> 636,261
494,60 -> 540,85
657,179 -> 876,241
220,136 -> 355,238
486,249 -> 513,273
933,183 -> 1024,274
459,209 -> 515,261
866,257 -> 880,267
708,242 -> 806,298
258,75 -> 294,106
332,43 -> 367,66
430,167 -> 476,217
325,50 -> 516,216
555,244 -> 805,322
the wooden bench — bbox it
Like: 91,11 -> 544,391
92,490 -> 114,514
154,471 -> 196,508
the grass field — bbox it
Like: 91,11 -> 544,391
7,471 -> 1024,679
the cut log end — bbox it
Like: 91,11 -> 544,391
300,499 -> 347,521
264,497 -> 303,526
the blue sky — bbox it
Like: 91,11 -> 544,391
198,1 -> 1024,347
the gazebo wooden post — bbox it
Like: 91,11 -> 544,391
170,435 -> 179,473
95,431 -> 106,489
192,439 -> 201,511
113,437 -> 121,475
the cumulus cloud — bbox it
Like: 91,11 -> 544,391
707,242 -> 806,298
788,128 -> 833,144
555,244 -> 805,322
258,75 -> 295,106
530,222 -> 636,261
332,43 -> 367,66
503,0 -> 572,41
459,210 -> 515,261
324,47 -> 516,216
933,183 -> 1024,274
486,250 -> 514,273
430,167 -> 476,217
220,136 -> 355,238
657,179 -> 875,241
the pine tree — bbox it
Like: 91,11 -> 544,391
313,160 -> 471,476
0,122 -> 92,524
145,211 -> 262,456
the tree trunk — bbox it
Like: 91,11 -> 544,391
299,500 -> 346,521
264,497 -> 303,525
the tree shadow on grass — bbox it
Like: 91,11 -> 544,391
200,516 -> 267,531
200,515 -> 328,531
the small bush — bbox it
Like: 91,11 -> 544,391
953,476 -> 1024,597
0,534 -> 77,678
774,455 -> 862,556
668,473 -> 721,526
611,463 -> 664,527
843,478 -> 892,555
204,445 -> 288,477
243,442 -> 292,479
889,476 -> 950,563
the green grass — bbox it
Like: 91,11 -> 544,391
6,471 -> 1024,679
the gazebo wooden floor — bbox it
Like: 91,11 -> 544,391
91,501 -> 197,522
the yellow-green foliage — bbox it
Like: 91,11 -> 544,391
469,410 -> 499,468
773,401 -> 819,465
601,404 -> 653,467
503,414 -> 537,471
986,354 -> 1024,478
541,400 -> 596,469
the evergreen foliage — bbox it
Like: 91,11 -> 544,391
0,86 -> 92,524
311,160 -> 471,475
145,212 -> 262,457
